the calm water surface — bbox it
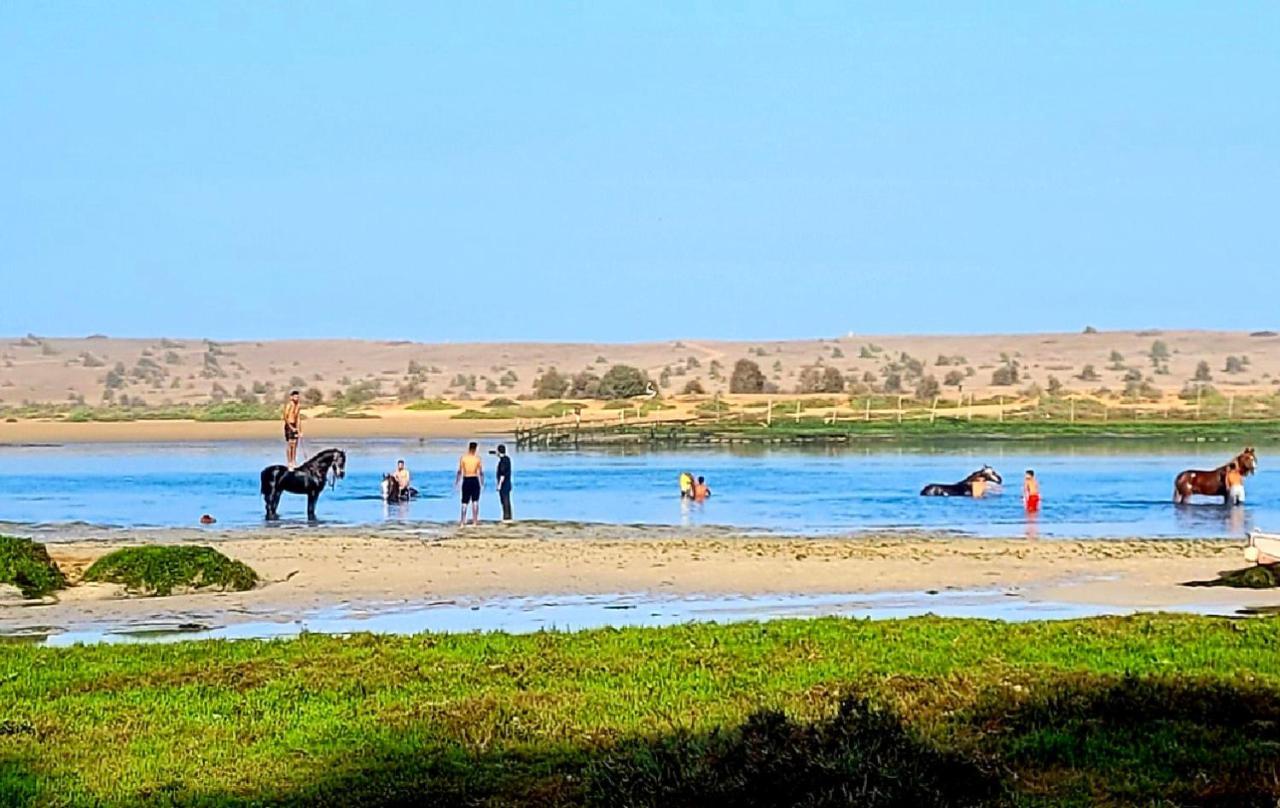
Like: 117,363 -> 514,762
0,439 -> 1272,538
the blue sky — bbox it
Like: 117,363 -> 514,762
2,2 -> 1277,342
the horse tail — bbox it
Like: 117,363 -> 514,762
261,468 -> 275,496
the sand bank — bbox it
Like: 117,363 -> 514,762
3,526 -> 1274,640
0,409 -> 519,444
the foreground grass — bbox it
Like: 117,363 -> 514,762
3,615 -> 1280,805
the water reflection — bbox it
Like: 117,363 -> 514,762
1173,503 -> 1255,536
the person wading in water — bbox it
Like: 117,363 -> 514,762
455,441 -> 484,526
283,390 -> 302,469
494,444 -> 513,521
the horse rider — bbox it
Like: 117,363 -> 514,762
394,459 -> 411,496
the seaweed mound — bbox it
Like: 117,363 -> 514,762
1184,565 -> 1280,589
0,536 -> 67,599
83,546 -> 258,596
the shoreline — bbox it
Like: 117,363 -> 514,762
4,528 -> 1273,642
0,411 -> 521,444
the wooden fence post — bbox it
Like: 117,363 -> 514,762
864,398 -> 870,421
766,398 -> 773,426
896,395 -> 903,424
930,396 -> 938,424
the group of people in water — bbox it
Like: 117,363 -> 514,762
279,391 -> 1258,525
382,442 -> 515,526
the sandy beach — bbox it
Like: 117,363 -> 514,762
0,408 -> 522,444
5,525 -> 1274,640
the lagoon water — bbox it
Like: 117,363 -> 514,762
0,438 -> 1272,539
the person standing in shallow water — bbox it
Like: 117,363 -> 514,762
282,390 -> 302,469
1023,469 -> 1041,512
455,441 -> 484,526
494,444 -> 513,521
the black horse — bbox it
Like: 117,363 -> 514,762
261,448 -> 346,520
920,465 -> 1002,497
381,474 -> 418,502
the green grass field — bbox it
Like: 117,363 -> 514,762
4,614 -> 1280,806
555,415 -> 1280,448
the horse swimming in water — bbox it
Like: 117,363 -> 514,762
381,474 -> 418,502
920,465 -> 1003,497
260,448 -> 346,520
1173,447 -> 1256,505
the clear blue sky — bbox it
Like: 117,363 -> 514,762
3,3 -> 1277,342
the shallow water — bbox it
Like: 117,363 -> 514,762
0,438 -> 1272,538
9,589 -> 1227,648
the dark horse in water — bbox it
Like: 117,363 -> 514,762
381,474 -> 419,502
920,465 -> 1003,497
261,448 -> 346,520
1173,447 -> 1257,504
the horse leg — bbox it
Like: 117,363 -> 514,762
307,491 -> 318,521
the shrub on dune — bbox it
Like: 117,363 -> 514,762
0,536 -> 67,599
83,546 -> 258,596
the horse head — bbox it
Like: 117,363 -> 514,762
974,465 -> 1003,485
330,450 -> 347,487
1239,447 -> 1258,476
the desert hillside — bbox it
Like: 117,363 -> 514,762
1,330 -> 1277,407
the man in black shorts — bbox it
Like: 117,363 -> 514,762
282,390 -> 302,468
455,441 -> 484,526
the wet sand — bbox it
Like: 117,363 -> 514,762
3,525 -> 1275,640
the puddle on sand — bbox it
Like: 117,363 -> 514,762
10,588 -> 1238,648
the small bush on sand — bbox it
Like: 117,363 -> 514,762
405,398 -> 458,411
0,536 -> 66,598
83,546 -> 257,596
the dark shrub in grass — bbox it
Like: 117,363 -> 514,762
0,536 -> 67,599
585,695 -> 998,807
83,546 -> 257,596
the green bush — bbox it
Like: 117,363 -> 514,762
0,536 -> 66,599
83,546 -> 258,596
404,398 -> 459,411
598,365 -> 650,399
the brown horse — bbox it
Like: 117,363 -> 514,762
1173,447 -> 1257,504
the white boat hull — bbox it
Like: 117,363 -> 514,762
1246,531 -> 1280,565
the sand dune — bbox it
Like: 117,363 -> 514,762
3,329 -> 1279,407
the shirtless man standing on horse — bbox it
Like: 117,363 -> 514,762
283,390 -> 302,469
